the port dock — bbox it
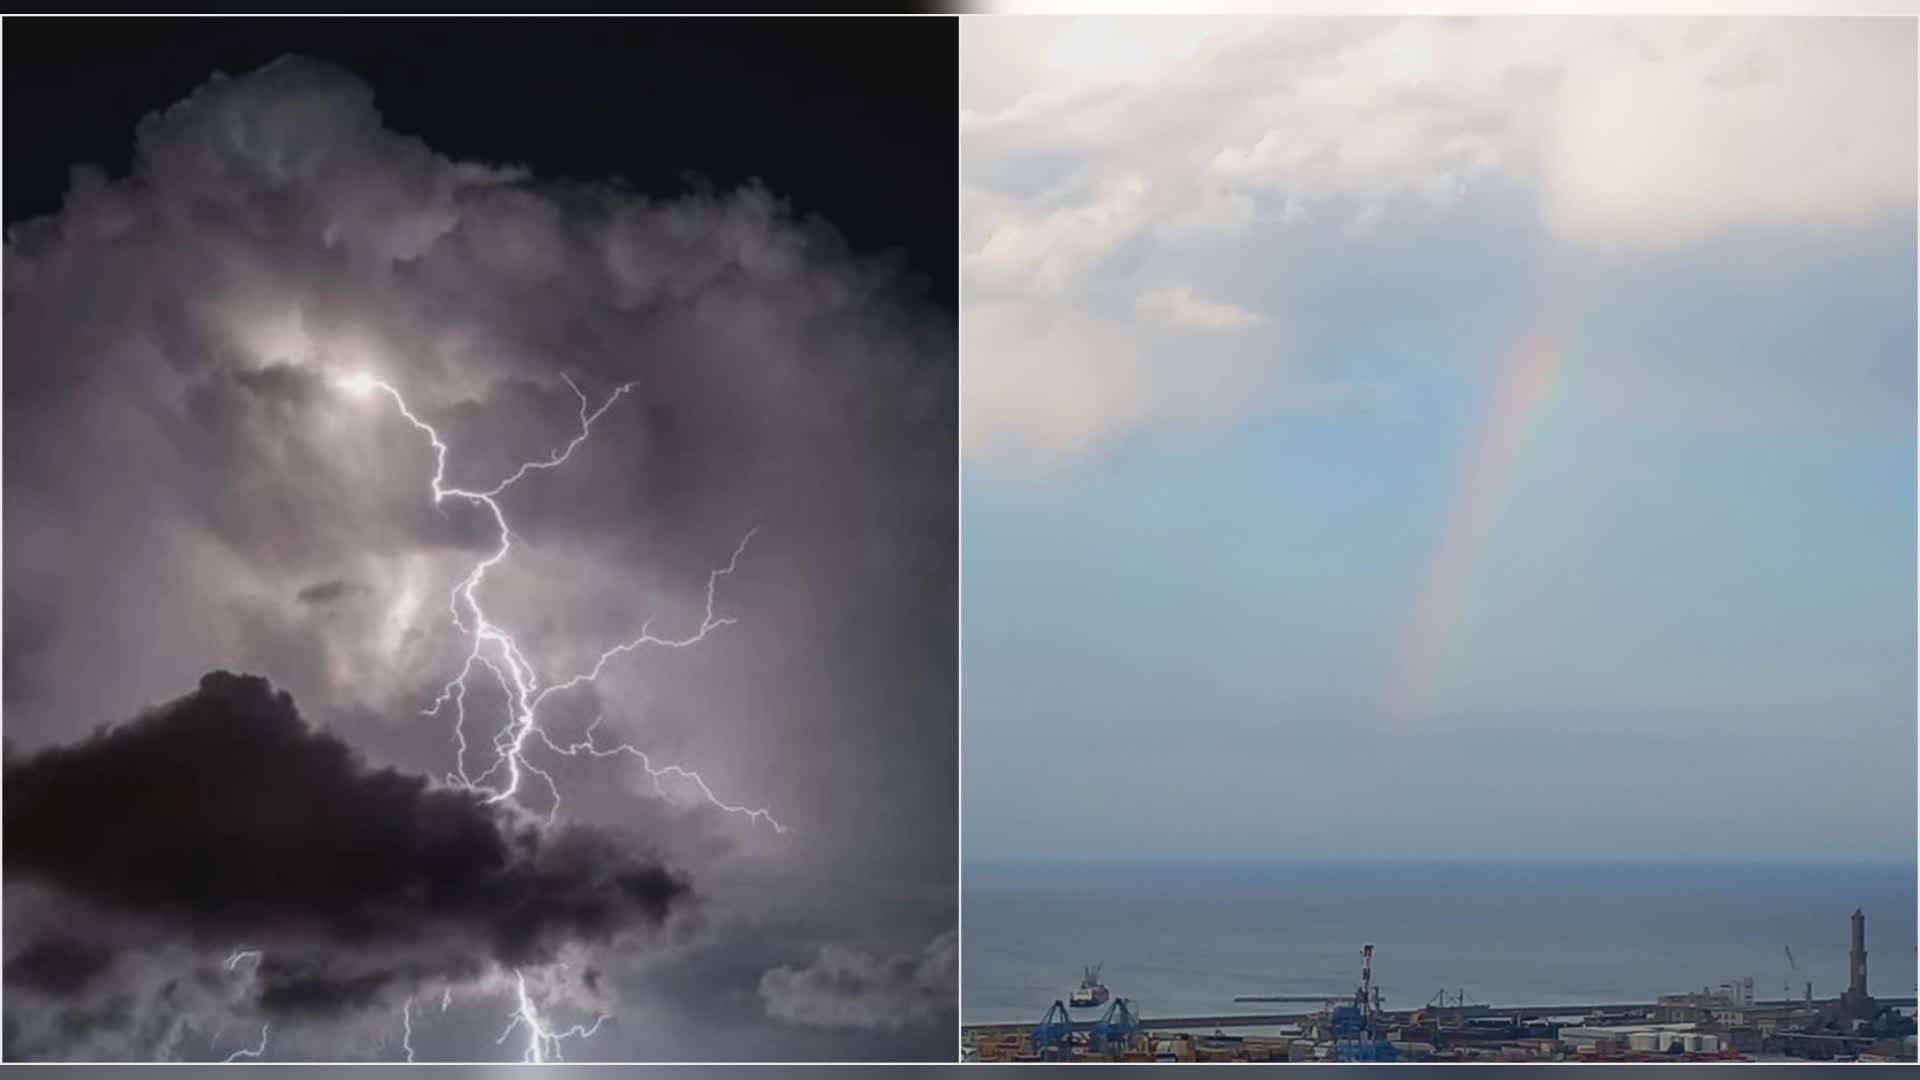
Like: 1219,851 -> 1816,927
963,910 -> 1917,1063
963,995 -> 1919,1038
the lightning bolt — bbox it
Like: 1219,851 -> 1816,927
340,370 -> 783,830
536,714 -> 786,832
331,369 -> 780,1063
223,1024 -> 269,1063
496,969 -> 611,1064
188,373 -> 751,1064
400,997 -> 415,1063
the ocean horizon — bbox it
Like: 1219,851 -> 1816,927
962,858 -> 1918,1026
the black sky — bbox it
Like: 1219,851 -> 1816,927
4,17 -> 958,310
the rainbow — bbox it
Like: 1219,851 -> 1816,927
1381,303 -> 1575,728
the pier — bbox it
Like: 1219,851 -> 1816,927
961,995 -> 1917,1038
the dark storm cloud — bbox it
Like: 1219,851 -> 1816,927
4,938 -> 116,996
4,53 -> 954,1061
296,578 -> 367,606
4,671 -> 689,1007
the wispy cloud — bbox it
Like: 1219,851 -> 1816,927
1136,286 -> 1265,331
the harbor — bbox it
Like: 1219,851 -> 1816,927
961,909 -> 1919,1063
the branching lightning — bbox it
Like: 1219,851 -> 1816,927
340,369 -> 783,829
536,714 -> 785,831
329,368 -> 783,1063
496,969 -> 611,1064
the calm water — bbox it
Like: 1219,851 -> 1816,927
963,860 -> 1917,1024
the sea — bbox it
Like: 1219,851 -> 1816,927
962,860 -> 1917,1025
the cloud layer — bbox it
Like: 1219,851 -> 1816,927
961,17 -> 1916,466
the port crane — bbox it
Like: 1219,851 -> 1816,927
1327,944 -> 1397,1062
1031,1000 -> 1075,1061
1087,997 -> 1142,1055
1228,943 -> 1397,1060
1784,945 -> 1812,1001
1328,944 -> 1380,1031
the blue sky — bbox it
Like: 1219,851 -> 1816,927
961,17 -> 1916,860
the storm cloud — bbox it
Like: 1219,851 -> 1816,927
758,930 -> 957,1032
6,671 -> 689,969
5,51 -> 954,1061
296,579 -> 368,606
2,671 -> 690,1055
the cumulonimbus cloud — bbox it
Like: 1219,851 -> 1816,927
5,52 -> 955,1061
3,671 -> 689,1056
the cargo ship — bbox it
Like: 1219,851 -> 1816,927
1070,965 -> 1111,1009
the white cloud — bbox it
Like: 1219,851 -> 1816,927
961,16 -> 1247,116
966,174 -> 1151,296
1136,286 -> 1265,330
960,301 -> 1358,472
964,302 -> 1189,467
962,17 -> 1914,468
965,301 -> 1279,467
976,19 -> 1912,249
1540,21 -> 1917,249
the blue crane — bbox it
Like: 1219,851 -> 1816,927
1031,1000 -> 1075,1061
1088,997 -> 1141,1056
1333,943 -> 1398,1062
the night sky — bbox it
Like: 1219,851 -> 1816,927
3,18 -> 956,1062
5,19 -> 958,309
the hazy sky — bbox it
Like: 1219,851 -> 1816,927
962,17 -> 1917,861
